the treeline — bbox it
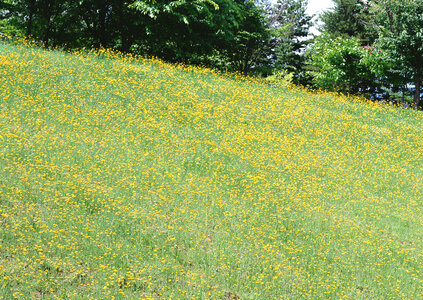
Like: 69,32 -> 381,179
1,0 -> 423,107
0,0 -> 310,77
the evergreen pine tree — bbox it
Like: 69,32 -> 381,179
271,0 -> 312,84
320,0 -> 377,45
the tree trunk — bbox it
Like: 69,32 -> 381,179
42,16 -> 52,47
402,85 -> 405,103
241,39 -> 254,75
414,70 -> 422,108
97,0 -> 108,48
41,0 -> 54,47
26,0 -> 35,36
117,1 -> 131,52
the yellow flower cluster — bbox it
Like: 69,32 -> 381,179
0,42 -> 422,298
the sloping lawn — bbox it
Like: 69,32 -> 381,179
1,42 -> 423,299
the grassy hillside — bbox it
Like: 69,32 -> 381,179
1,42 -> 423,299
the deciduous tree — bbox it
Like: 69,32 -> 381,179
370,0 -> 423,107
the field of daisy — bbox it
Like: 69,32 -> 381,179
0,42 -> 423,299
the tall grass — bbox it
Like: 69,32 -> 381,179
1,42 -> 422,299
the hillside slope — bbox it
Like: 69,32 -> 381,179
1,43 -> 423,299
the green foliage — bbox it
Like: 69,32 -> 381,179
129,0 -> 219,20
316,0 -> 423,105
129,0 -> 272,75
265,69 -> 294,86
369,0 -> 423,106
306,35 -> 376,94
223,1 -> 272,75
0,19 -> 22,37
361,42 -> 411,95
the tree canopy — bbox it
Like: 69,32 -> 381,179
0,0 -> 271,74
370,0 -> 423,106
320,0 -> 377,45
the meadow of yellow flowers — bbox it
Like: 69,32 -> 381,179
0,42 -> 423,299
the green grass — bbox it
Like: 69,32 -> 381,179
0,42 -> 423,299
